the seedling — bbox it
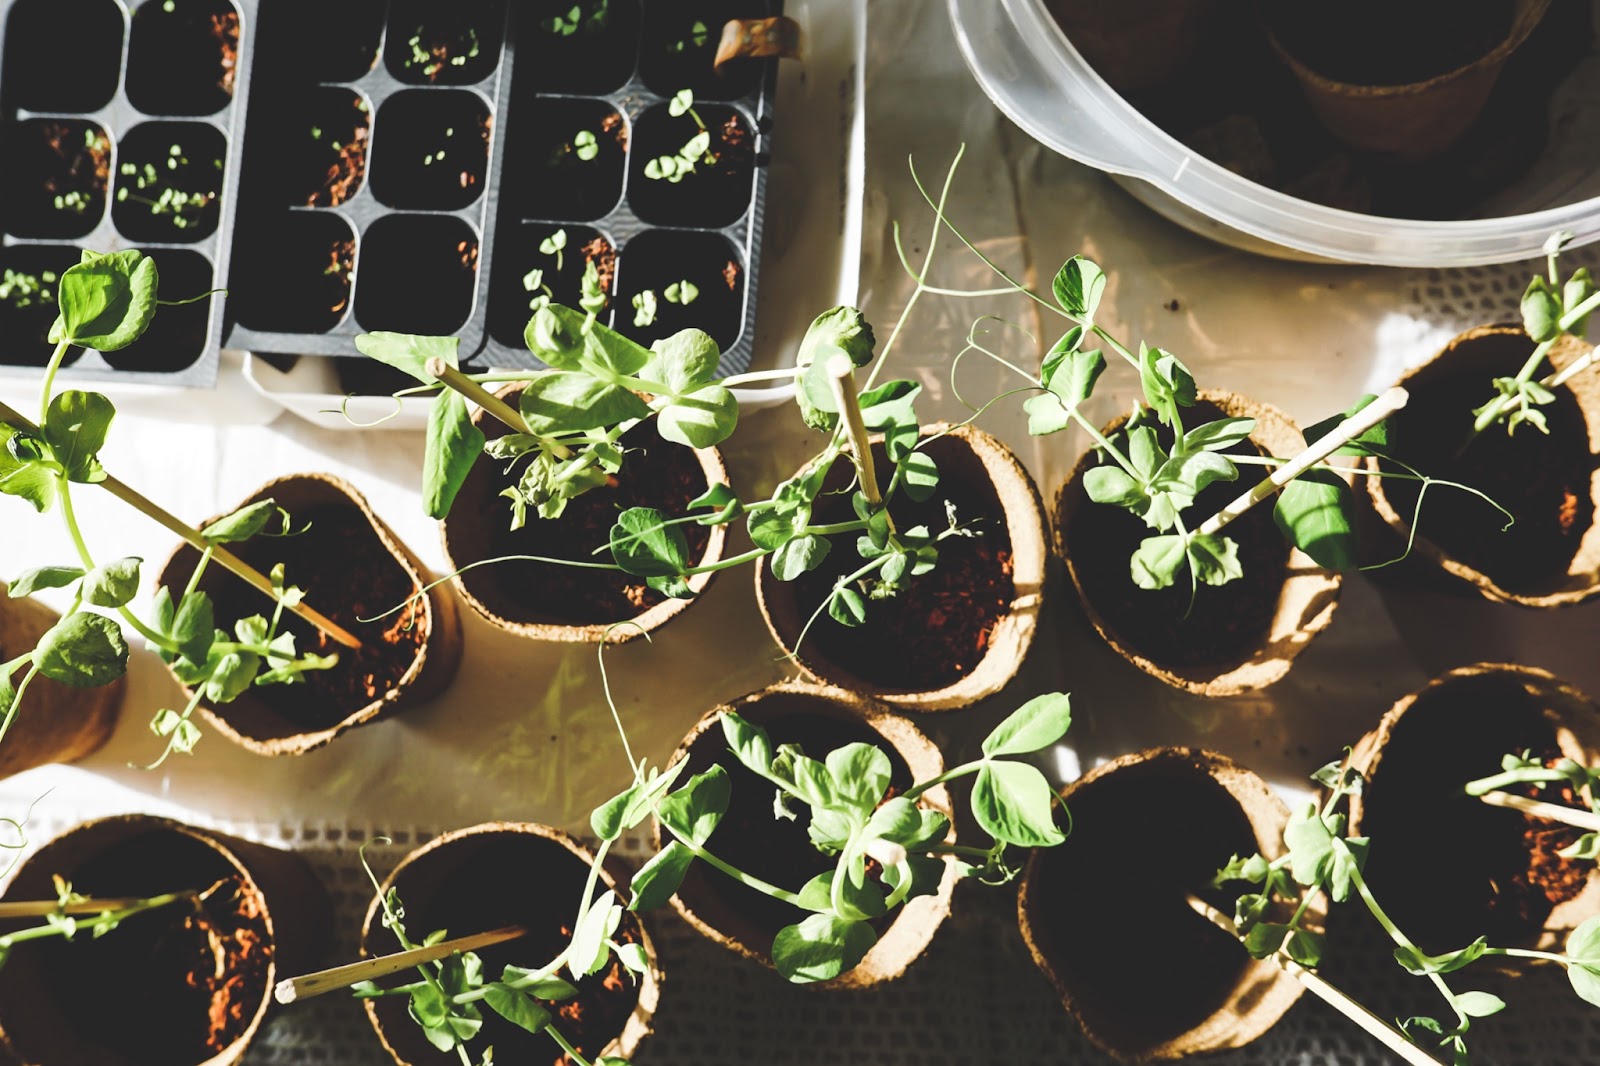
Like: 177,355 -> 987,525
1213,759 -> 1600,1064
667,19 -> 710,54
643,89 -> 714,184
405,26 -> 481,81
539,228 -> 568,272
574,129 -> 599,162
0,874 -> 215,972
664,280 -> 698,306
115,145 -> 219,232
1465,753 -> 1600,859
546,0 -> 611,37
631,288 -> 657,327
0,269 -> 55,311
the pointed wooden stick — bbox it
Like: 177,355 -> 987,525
0,399 -> 361,650
1478,790 -> 1600,832
827,355 -> 886,509
1198,386 -> 1409,538
274,925 -> 527,1004
1186,895 -> 1442,1066
425,359 -> 578,463
0,897 -> 164,918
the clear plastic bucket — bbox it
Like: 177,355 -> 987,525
948,0 -> 1600,266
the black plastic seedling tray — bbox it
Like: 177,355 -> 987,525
0,0 -> 255,386
227,0 -> 781,381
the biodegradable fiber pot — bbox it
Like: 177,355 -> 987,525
658,680 -> 958,989
1018,748 -> 1306,1060
1056,391 -> 1341,696
157,473 -> 463,756
1266,0 -> 1552,160
1365,324 -> 1600,607
0,814 -> 330,1066
1347,663 -> 1600,954
362,822 -> 658,1066
441,385 -> 728,643
0,590 -> 120,776
756,423 -> 1047,712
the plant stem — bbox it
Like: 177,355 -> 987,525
1463,767 -> 1570,796
902,761 -> 982,803
55,474 -> 182,655
0,664 -> 40,748
1475,790 -> 1600,832
681,546 -> 767,576
680,838 -> 799,905
1470,288 -> 1600,432
0,888 -> 198,951
545,1024 -> 594,1066
800,520 -> 869,537
37,340 -> 70,426
1348,865 -> 1467,1029
424,357 -> 573,460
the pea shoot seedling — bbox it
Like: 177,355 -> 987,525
546,0 -> 612,37
1465,753 -> 1600,859
0,874 -> 215,972
643,90 -> 715,185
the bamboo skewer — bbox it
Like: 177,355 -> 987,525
275,924 -> 528,1004
827,355 -> 886,510
1197,386 -> 1409,538
423,358 -> 575,460
0,897 -> 166,918
0,399 -> 362,650
1186,895 -> 1442,1066
1477,790 -> 1600,832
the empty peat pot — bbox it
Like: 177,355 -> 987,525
756,423 -> 1047,711
0,814 -> 329,1066
1055,390 -> 1341,696
1365,324 -> 1600,607
158,473 -> 463,756
658,680 -> 957,988
1348,663 -> 1600,954
1265,0 -> 1552,159
0,589 -> 120,776
441,384 -> 728,643
361,822 -> 658,1066
1018,748 -> 1306,1059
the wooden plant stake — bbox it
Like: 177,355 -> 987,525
274,924 -> 527,1004
0,399 -> 361,650
827,355 -> 890,517
1477,790 -> 1600,832
424,358 -> 573,460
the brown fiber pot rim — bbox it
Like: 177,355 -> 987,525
1347,662 -> 1600,948
0,590 -> 121,776
1364,324 -> 1600,608
656,679 -> 958,989
1055,390 -> 1342,696
156,472 -> 463,757
754,422 -> 1048,712
1018,747 -> 1307,1061
440,383 -> 729,643
360,821 -> 659,1066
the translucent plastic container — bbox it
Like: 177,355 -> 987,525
948,0 -> 1600,266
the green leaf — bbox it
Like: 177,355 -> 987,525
795,871 -> 835,912
1082,466 -> 1148,509
1187,533 -> 1242,587
1395,937 -> 1487,976
770,913 -> 877,984
771,534 -> 829,581
50,250 -> 158,350
1283,801 -> 1335,888
203,650 -> 259,704
82,557 -> 140,608
1130,534 -> 1186,590
1302,396 -> 1390,458
1568,918 -> 1600,1007
34,612 -> 128,687
1052,256 -> 1106,322
483,982 -> 552,1034
43,390 -> 114,484
982,692 -> 1073,757
1275,470 -> 1356,570
171,590 -> 216,664
351,332 -> 458,384
828,587 -> 867,627
643,328 -> 721,392
1183,417 -> 1256,452
617,941 -> 650,974
1137,344 -> 1197,425
1565,267 -> 1595,336
721,712 -> 774,774
498,969 -> 579,1001
657,385 -> 738,448
568,892 -> 623,979
689,482 -> 742,525
591,762 -> 688,841
826,743 -> 893,809
1327,835 -> 1368,903
971,761 -> 1064,847
657,765 -> 730,846
527,305 -> 651,375
857,380 -> 921,432
424,391 -> 485,520
8,565 -> 84,598
520,372 -> 650,435
1454,991 -> 1506,1019
1522,275 -> 1563,343
1284,929 -> 1325,968
0,425 -> 58,512
796,306 -> 876,375
201,500 -> 285,543
898,450 -> 939,503
629,841 -> 694,911
609,508 -> 690,577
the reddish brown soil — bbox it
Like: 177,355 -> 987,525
210,12 -> 239,96
309,103 -> 369,208
582,236 -> 617,298
41,121 -> 110,200
1497,756 -> 1589,928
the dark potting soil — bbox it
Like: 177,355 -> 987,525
353,215 -> 478,335
1063,410 -> 1290,670
178,504 -> 426,732
369,90 -> 491,211
626,104 -> 755,229
386,0 -> 506,86
1106,2 -> 1591,218
788,435 -> 1015,693
615,228 -> 744,351
637,0 -> 765,101
489,225 -> 615,347
111,121 -> 226,244
236,216 -> 355,334
510,98 -> 627,221
22,832 -> 270,1065
125,0 -> 239,116
521,0 -> 641,95
269,0 -> 385,82
1378,330 -> 1594,595
464,418 -> 712,626
679,703 -> 915,943
1267,0 -> 1513,86
371,831 -> 642,1066
2,0 -> 124,113
1360,672 -> 1589,953
1033,754 -> 1257,1052
3,120 -> 111,241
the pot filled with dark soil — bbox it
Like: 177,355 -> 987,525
1056,390 -> 1342,696
1365,324 -> 1600,607
756,423 -> 1047,712
0,813 -> 330,1066
125,0 -> 240,116
383,0 -> 506,86
0,589 -> 120,777
659,680 -> 957,989
157,473 -> 464,756
1018,747 -> 1306,1060
368,89 -> 491,211
508,97 -> 627,222
234,213 -> 356,336
1264,0 -> 1552,160
110,120 -> 226,243
1347,663 -> 1600,954
353,214 -> 480,336
614,229 -> 745,352
1043,0 -> 1219,93
441,383 -> 728,643
361,822 -> 657,1066
2,118 -> 111,241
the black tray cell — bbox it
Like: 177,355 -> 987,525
3,119 -> 111,240
355,214 -> 479,335
489,222 -> 613,347
335,354 -> 428,396
626,100 -> 754,227
521,0 -> 640,95
260,86 -> 370,208
510,97 -> 625,221
2,0 -> 124,113
638,1 -> 764,101
268,0 -> 385,83
616,229 -> 743,350
0,245 -> 83,367
112,120 -> 226,242
101,248 -> 212,372
126,0 -> 240,117
369,89 -> 491,210
235,211 -> 355,334
385,0 -> 505,86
